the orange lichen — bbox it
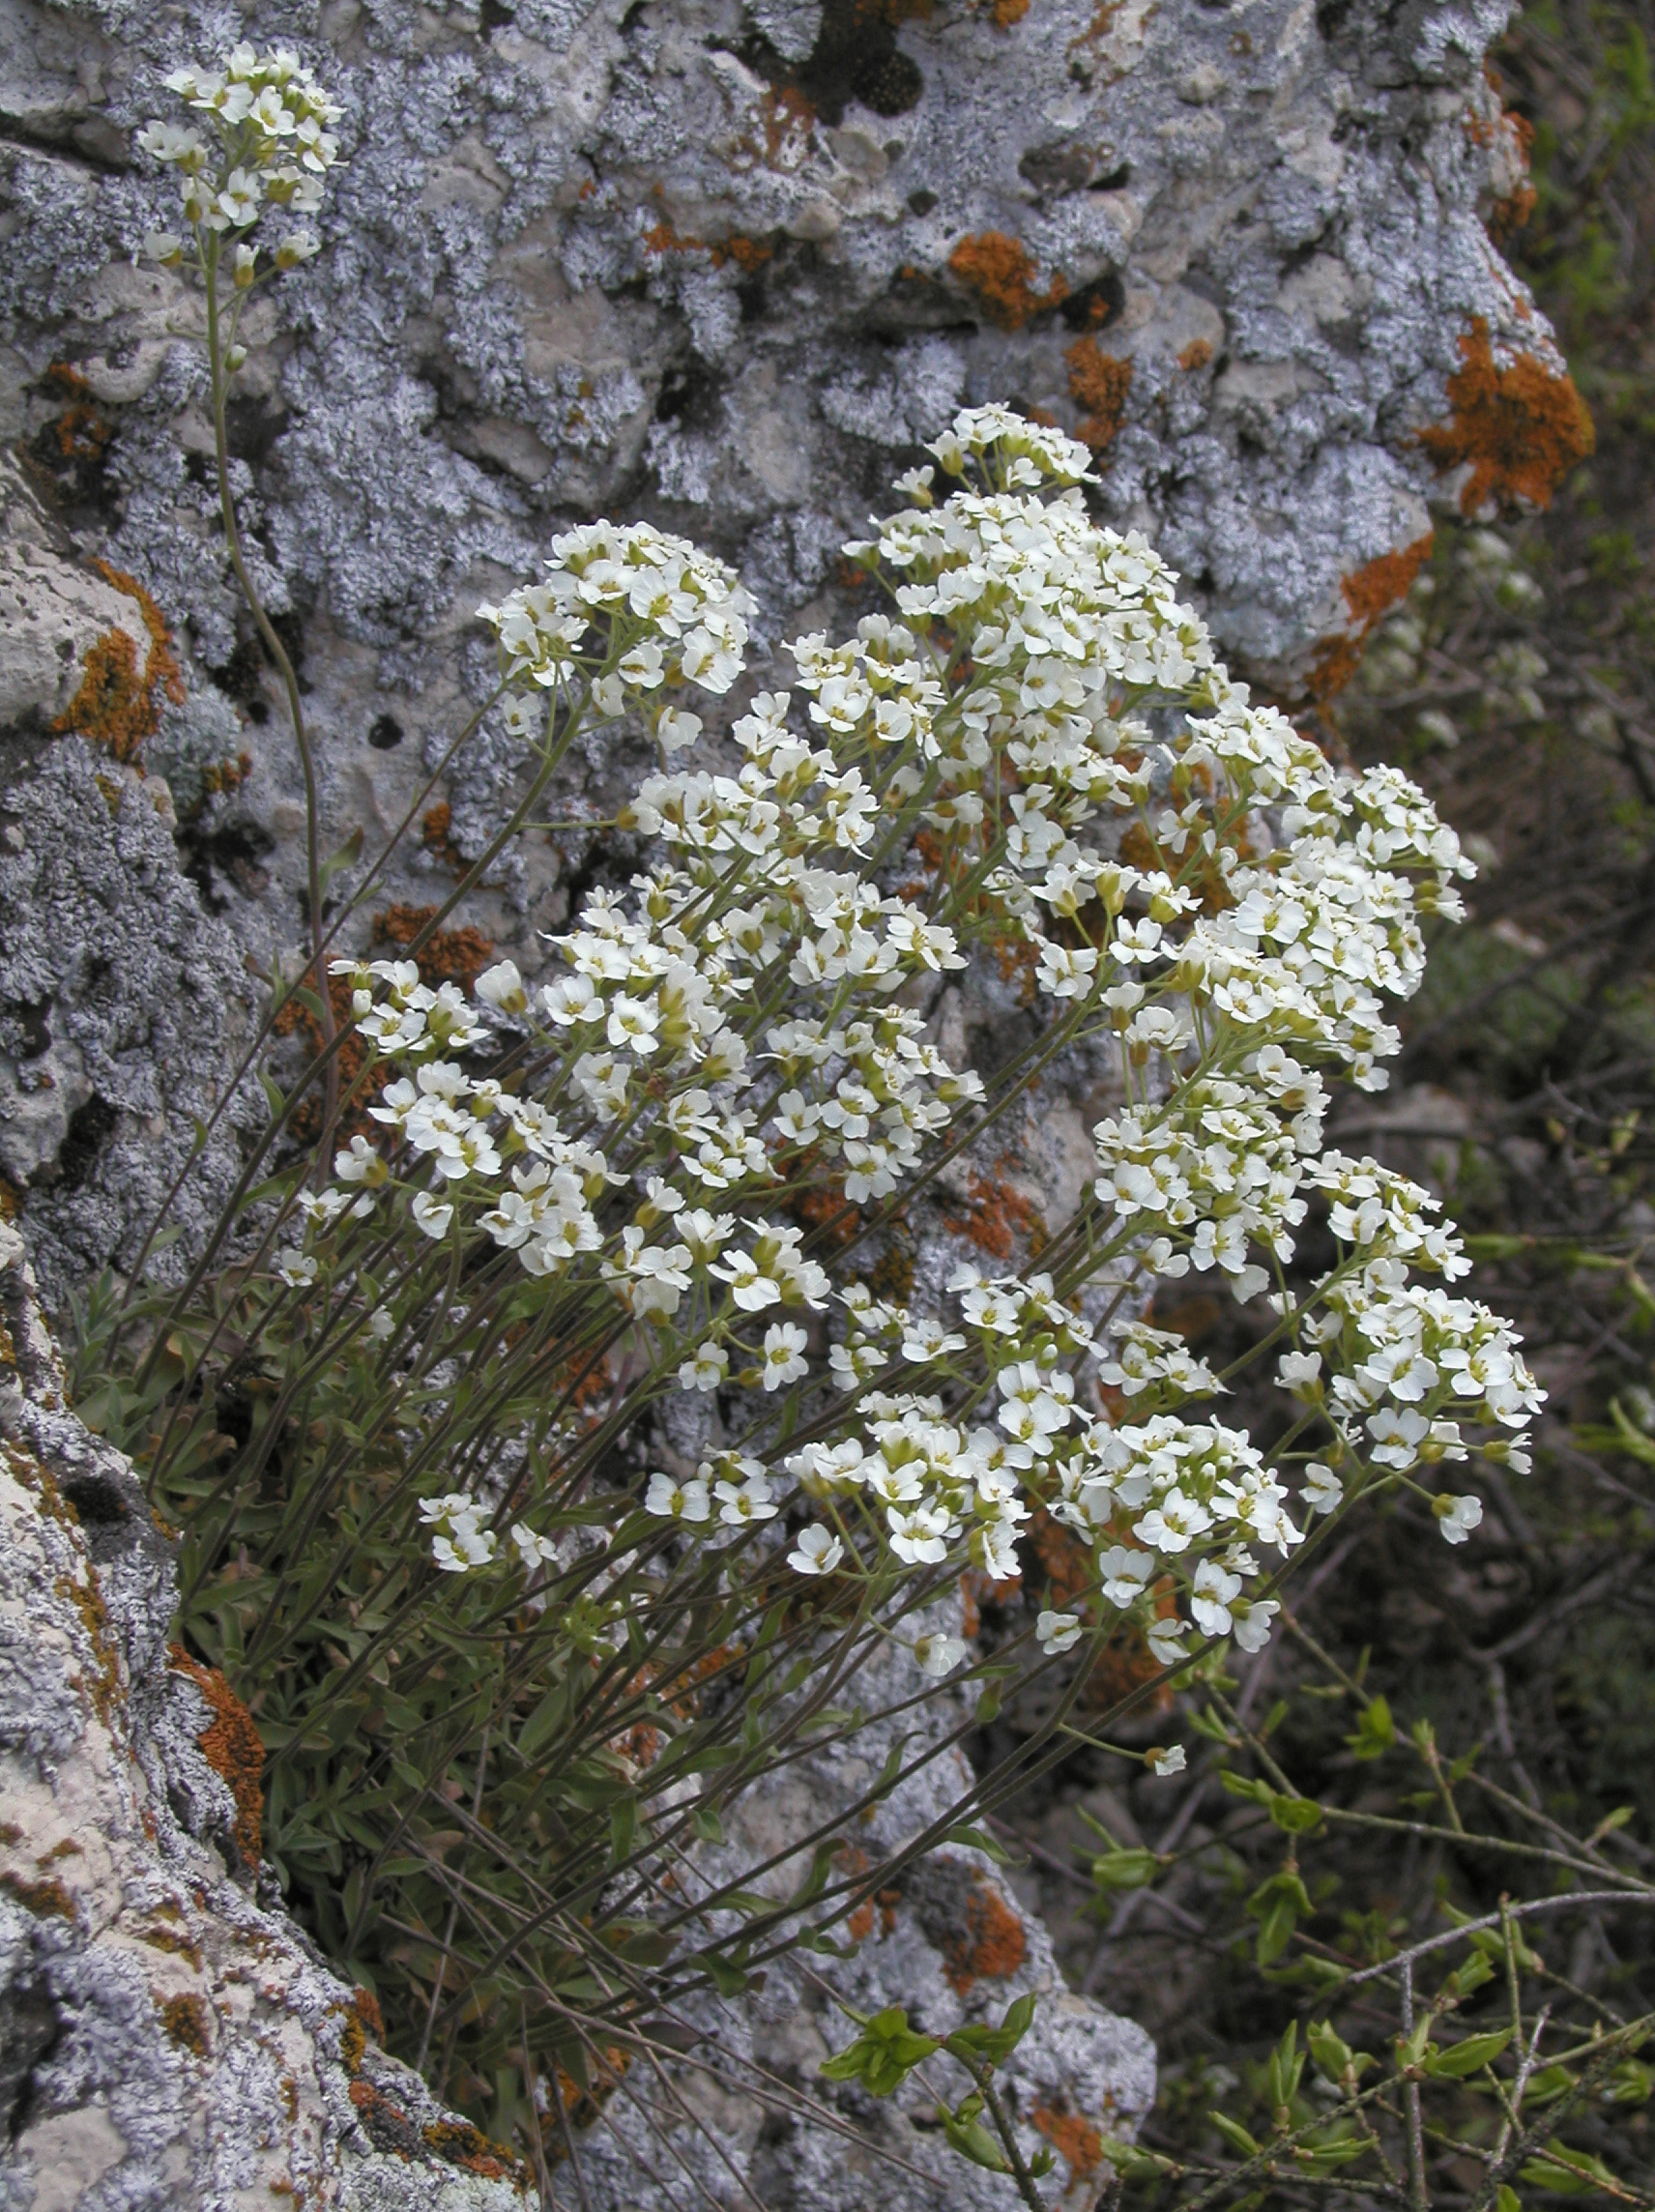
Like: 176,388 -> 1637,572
1177,337 -> 1213,372
420,801 -> 468,873
868,1234 -> 915,1303
549,2047 -> 630,2138
1068,0 -> 1121,50
352,1986 -> 385,2045
1307,532 -> 1436,700
160,1993 -> 212,2057
1487,180 -> 1537,240
943,1882 -> 1028,1994
1033,2103 -> 1105,2176
0,1870 -> 76,1919
1064,335 -> 1133,450
942,1166 -> 1045,1261
41,363 -> 114,476
990,0 -> 1031,22
422,2120 -> 532,2184
51,1561 -> 123,1724
137,1921 -> 204,1969
1419,317 -> 1593,513
369,904 -> 496,992
948,233 -> 1067,331
53,565 -> 186,764
169,1645 -> 265,1870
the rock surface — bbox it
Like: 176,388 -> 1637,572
0,1222 -> 537,2209
0,0 -> 1578,1291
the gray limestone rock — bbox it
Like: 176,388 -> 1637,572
0,1222 -> 537,2210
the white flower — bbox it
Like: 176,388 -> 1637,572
365,1306 -> 394,1340
275,1249 -> 317,1288
1147,1617 -> 1188,1668
334,1134 -> 388,1186
679,1342 -> 729,1393
475,960 -> 528,1014
1300,1463 -> 1343,1516
714,1469 -> 778,1525
645,1472 -> 711,1523
913,1632 -> 967,1678
510,1522 -> 559,1572
1229,1595 -> 1279,1652
411,1190 -> 454,1239
656,706 -> 703,755
1435,1492 -> 1483,1544
1036,1609 -> 1083,1654
214,167 -> 263,227
1147,1744 -> 1186,1777
1190,1558 -> 1242,1639
761,1322 -> 810,1391
1098,1545 -> 1154,1609
788,1524 -> 845,1576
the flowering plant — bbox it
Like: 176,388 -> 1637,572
99,45 -> 1542,2160
288,407 -> 1536,1673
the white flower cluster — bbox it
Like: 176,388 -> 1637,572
139,45 -> 342,280
478,521 -> 753,717
277,405 -> 1537,1691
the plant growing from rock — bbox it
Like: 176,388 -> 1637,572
74,44 -> 1547,2179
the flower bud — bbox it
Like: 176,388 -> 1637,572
144,230 -> 184,266
232,243 -> 256,289
224,341 -> 247,371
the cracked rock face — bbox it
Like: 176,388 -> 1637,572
0,1224 -> 537,2210
0,0 -> 1569,1289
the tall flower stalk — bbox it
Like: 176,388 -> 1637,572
140,45 -> 345,1135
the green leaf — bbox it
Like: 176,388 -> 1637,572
938,1823 -> 1016,1866
516,1681 -> 568,1763
1304,2020 -> 1375,2084
1269,1793 -> 1323,1833
608,1793 -> 637,1869
701,1951 -> 750,1998
1520,2139 -> 1623,2197
1266,2021 -> 1304,2110
941,2103 -> 1011,2173
821,2006 -> 941,2096
1495,2189 -> 1523,2212
1091,1847 -> 1160,1891
1220,1770 -> 1275,1806
945,1992 -> 1036,2068
1346,1697 -> 1397,1760
1423,2027 -> 1513,2079
319,825 -> 364,893
1209,2110 -> 1262,2158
